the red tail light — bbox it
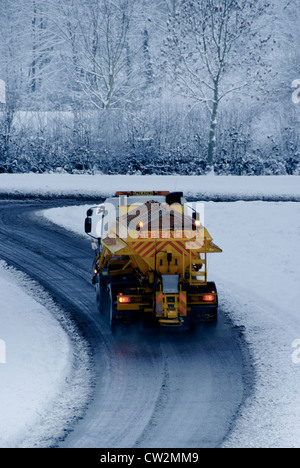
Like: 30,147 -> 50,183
118,296 -> 133,304
201,294 -> 215,302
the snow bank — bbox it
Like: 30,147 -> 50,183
0,173 -> 299,200
0,262 -> 92,448
42,200 -> 300,448
205,202 -> 300,448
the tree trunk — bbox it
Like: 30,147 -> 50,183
31,1 -> 38,93
206,83 -> 219,173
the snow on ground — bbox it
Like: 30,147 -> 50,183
1,174 -> 300,448
0,173 -> 299,200
0,261 -> 92,448
206,202 -> 300,448
42,194 -> 300,447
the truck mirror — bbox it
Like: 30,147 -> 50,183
85,217 -> 92,234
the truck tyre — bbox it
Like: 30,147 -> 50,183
95,277 -> 103,315
95,278 -> 101,313
109,289 -> 117,333
97,276 -> 108,315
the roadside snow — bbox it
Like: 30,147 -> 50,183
0,262 -> 92,448
205,202 -> 300,448
0,173 -> 299,201
42,199 -> 300,448
44,204 -> 88,238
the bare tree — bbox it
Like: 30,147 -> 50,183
54,0 -> 145,110
29,0 -> 53,97
164,0 -> 272,172
0,0 -> 25,162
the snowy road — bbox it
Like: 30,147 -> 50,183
0,199 -> 246,448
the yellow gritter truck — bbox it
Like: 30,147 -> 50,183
85,191 -> 222,331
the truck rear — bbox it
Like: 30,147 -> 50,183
85,191 -> 222,331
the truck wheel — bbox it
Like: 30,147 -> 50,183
95,278 -> 101,313
96,277 -> 108,315
109,290 -> 117,333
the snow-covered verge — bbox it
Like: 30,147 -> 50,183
0,261 -> 92,448
42,199 -> 300,448
0,173 -> 299,201
206,202 -> 300,448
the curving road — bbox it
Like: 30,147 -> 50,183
0,199 -> 245,448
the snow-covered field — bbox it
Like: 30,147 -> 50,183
0,174 -> 300,448
207,202 -> 300,447
0,263 -> 92,448
0,173 -> 299,201
0,262 -> 69,447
